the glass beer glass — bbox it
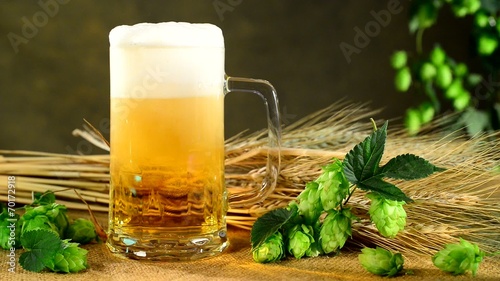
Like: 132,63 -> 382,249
106,22 -> 281,261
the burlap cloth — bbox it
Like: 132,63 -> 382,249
2,211 -> 499,280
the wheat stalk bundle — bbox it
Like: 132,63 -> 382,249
0,101 -> 498,256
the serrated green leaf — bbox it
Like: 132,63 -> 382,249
343,121 -> 388,184
19,251 -> 48,272
21,229 -> 61,250
251,207 -> 297,249
358,176 -> 412,203
381,154 -> 445,180
19,229 -> 63,272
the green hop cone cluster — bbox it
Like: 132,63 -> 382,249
432,238 -> 485,277
404,0 -> 500,136
251,121 -> 442,267
317,159 -> 350,211
319,209 -> 353,254
252,232 -> 285,263
65,218 -> 97,244
367,193 -> 407,238
359,247 -> 404,277
396,45 -> 481,135
1,191 -> 93,273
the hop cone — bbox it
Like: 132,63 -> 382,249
358,247 -> 404,277
297,182 -> 323,225
305,221 -> 323,258
367,193 -> 406,238
432,238 -> 485,277
252,232 -> 285,263
287,224 -> 315,259
22,203 -> 69,237
20,215 -> 60,236
319,208 -> 353,254
316,159 -> 350,211
65,218 -> 97,244
50,241 -> 88,273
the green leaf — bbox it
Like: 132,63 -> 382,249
19,229 -> 63,272
481,0 -> 500,15
358,176 -> 412,203
32,191 -> 56,205
19,251 -> 49,273
343,121 -> 388,185
381,154 -> 445,180
251,207 -> 297,249
459,108 -> 492,136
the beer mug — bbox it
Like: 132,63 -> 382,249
106,22 -> 281,261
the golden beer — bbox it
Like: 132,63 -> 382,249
107,23 -> 229,260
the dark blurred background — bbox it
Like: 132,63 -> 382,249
0,0 -> 472,154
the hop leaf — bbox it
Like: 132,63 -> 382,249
343,121 -> 416,203
19,229 -> 63,272
359,247 -> 404,277
317,159 -> 350,211
287,224 -> 315,259
251,207 -> 297,249
319,209 -> 353,254
32,191 -> 56,205
297,182 -> 323,225
367,193 -> 407,238
65,218 -> 97,244
380,153 -> 444,180
432,238 -> 485,277
252,232 -> 285,263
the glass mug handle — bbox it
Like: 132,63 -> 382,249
224,76 -> 282,208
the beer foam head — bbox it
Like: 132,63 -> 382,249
109,22 -> 224,48
109,22 -> 225,99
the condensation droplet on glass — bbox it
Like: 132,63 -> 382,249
191,238 -> 210,246
134,251 -> 147,257
122,238 -> 137,246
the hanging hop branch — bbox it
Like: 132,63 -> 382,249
251,120 -> 445,263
